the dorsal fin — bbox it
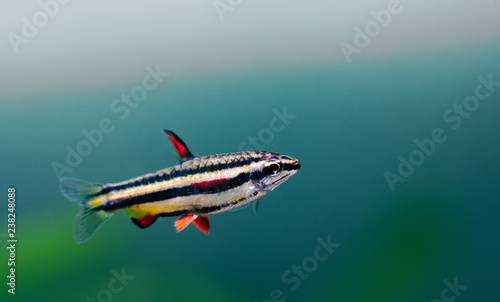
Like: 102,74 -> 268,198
163,130 -> 195,163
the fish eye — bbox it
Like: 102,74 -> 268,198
266,158 -> 282,176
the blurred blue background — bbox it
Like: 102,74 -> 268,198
1,1 -> 499,301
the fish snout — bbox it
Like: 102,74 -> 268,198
290,159 -> 301,170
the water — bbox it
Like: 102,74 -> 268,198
1,41 -> 499,301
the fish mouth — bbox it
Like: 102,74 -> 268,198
288,159 -> 301,171
294,159 -> 301,170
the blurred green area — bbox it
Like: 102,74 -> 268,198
310,187 -> 471,302
8,211 -> 246,302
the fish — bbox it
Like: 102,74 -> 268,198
60,130 -> 301,243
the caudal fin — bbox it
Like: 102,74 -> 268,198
60,177 -> 112,243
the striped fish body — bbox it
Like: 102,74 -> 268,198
101,152 -> 287,217
60,130 -> 301,243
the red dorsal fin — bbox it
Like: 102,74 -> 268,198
175,215 -> 210,233
163,130 -> 194,163
131,215 -> 158,229
175,215 -> 198,232
193,215 -> 210,233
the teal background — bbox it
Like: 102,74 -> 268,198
1,1 -> 500,301
1,42 -> 500,301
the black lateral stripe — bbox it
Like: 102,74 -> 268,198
193,195 -> 246,215
250,169 -> 267,182
102,172 -> 251,211
97,153 -> 263,196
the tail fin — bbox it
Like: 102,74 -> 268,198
60,177 -> 112,244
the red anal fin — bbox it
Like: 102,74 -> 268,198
193,215 -> 210,233
131,215 -> 158,229
163,130 -> 194,163
175,215 -> 198,232
175,215 -> 210,233
191,178 -> 229,188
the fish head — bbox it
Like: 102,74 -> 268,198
251,152 -> 301,191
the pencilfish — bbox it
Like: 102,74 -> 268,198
60,130 -> 301,243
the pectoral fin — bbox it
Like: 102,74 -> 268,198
175,214 -> 210,233
253,199 -> 260,215
163,130 -> 194,163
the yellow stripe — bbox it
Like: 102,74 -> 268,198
107,164 -> 253,202
125,202 -> 189,218
88,195 -> 107,208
